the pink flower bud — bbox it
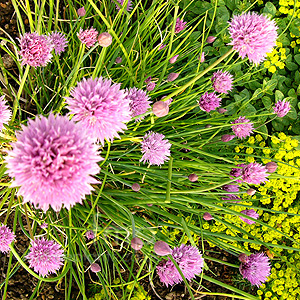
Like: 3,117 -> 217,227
200,52 -> 205,63
206,36 -> 216,43
221,134 -> 235,142
145,76 -> 152,83
131,237 -> 143,251
115,57 -> 122,64
188,173 -> 198,182
218,108 -> 227,114
265,162 -> 277,173
90,263 -> 101,273
161,96 -> 173,105
146,82 -> 156,91
147,203 -> 153,207
152,101 -> 169,117
246,188 -> 256,196
85,230 -> 95,240
203,212 -> 213,221
169,55 -> 179,64
77,7 -> 86,17
154,241 -> 172,256
132,183 -> 140,192
98,32 -> 112,47
238,253 -> 249,263
167,72 -> 179,82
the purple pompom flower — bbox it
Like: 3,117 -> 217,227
140,132 -> 171,166
273,100 -> 291,117
230,164 -> 246,183
5,114 -> 102,212
77,7 -> 86,17
48,31 -> 68,55
113,0 -> 132,12
175,18 -> 187,34
126,87 -> 151,122
86,230 -> 95,240
241,162 -> 269,185
211,70 -> 234,94
222,184 -> 239,192
228,12 -> 278,65
198,92 -> 222,112
239,253 -> 271,286
77,27 -> 98,48
0,224 -> 15,253
26,238 -> 64,277
0,95 -> 11,131
231,116 -> 254,139
239,209 -> 259,225
66,77 -> 131,145
19,32 -> 53,67
144,76 -> 152,83
157,244 -> 204,286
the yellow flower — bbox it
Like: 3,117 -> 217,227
269,65 -> 277,73
235,146 -> 240,153
246,147 -> 254,154
264,61 -> 271,68
291,139 -> 299,147
248,136 -> 255,144
291,41 -> 296,48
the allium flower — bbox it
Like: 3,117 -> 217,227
77,27 -> 98,48
26,238 -> 64,277
188,173 -> 198,182
221,134 -> 235,142
0,95 -> 11,131
126,87 -> 151,122
40,223 -> 48,229
247,188 -> 256,196
222,184 -> 239,192
230,164 -> 246,183
131,183 -> 141,192
0,224 -> 15,253
239,253 -> 271,286
140,132 -> 171,166
77,7 -> 86,16
228,12 -> 278,64
146,82 -> 156,91
273,99 -> 291,117
161,96 -> 173,105
240,209 -> 259,225
5,114 -> 102,212
175,18 -> 187,34
241,162 -> 269,185
157,244 -> 204,286
66,77 -> 131,145
90,263 -> 101,273
231,116 -> 254,139
198,92 -> 221,112
265,161 -> 277,173
85,230 -> 95,240
218,108 -> 227,114
154,241 -> 172,256
113,0 -> 132,12
145,76 -> 152,83
19,32 -> 53,67
98,32 -> 112,47
48,31 -> 68,55
152,101 -> 169,117
211,70 -> 234,94
131,237 -> 143,250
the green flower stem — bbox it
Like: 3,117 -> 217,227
68,44 -> 85,90
202,255 -> 239,268
165,157 -> 173,203
92,46 -> 107,78
11,64 -> 30,123
163,48 -> 235,103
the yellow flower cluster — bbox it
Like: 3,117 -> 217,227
278,0 -> 300,17
264,42 -> 287,73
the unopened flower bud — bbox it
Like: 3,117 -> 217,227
218,108 -> 227,114
86,230 -> 95,240
131,237 -> 143,250
205,124 -> 212,128
132,183 -> 140,192
147,203 -> 153,207
167,72 -> 179,82
203,212 -> 213,221
238,253 -> 249,264
246,188 -> 256,196
146,82 -> 156,91
152,101 -> 169,117
188,173 -> 198,182
154,241 -> 172,256
206,36 -> 216,43
90,263 -> 101,273
265,162 -> 277,173
145,76 -> 152,83
98,32 -> 112,47
115,57 -> 122,64
161,96 -> 173,105
77,7 -> 86,17
221,134 -> 235,142
169,55 -> 179,64
200,52 -> 205,63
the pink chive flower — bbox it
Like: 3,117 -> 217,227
90,263 -> 101,273
26,238 -> 64,277
240,209 -> 259,225
175,18 -> 187,34
19,32 -> 53,67
113,0 -> 132,12
115,57 -> 122,64
222,184 -> 239,192
198,92 -> 222,112
5,114 -> 102,212
154,241 -> 172,256
157,244 -> 204,286
131,237 -> 143,250
265,162 -> 277,173
126,87 -> 151,122
140,132 -> 171,166
239,253 -> 271,286
77,7 -> 86,16
228,12 -> 278,65
48,31 -> 68,55
231,116 -> 254,139
0,225 -> 15,253
0,95 -> 11,131
221,134 -> 235,142
241,162 -> 269,185
152,101 -> 169,118
146,82 -> 156,91
169,55 -> 179,64
66,77 -> 131,145
98,32 -> 112,47
85,230 -> 95,240
230,164 -> 246,183
145,76 -> 152,83
161,96 -> 173,105
188,173 -> 198,182
203,212 -> 213,221
222,194 -> 241,202
77,27 -> 98,48
211,70 -> 234,94
167,73 -> 179,82
131,183 -> 141,192
273,100 -> 291,117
